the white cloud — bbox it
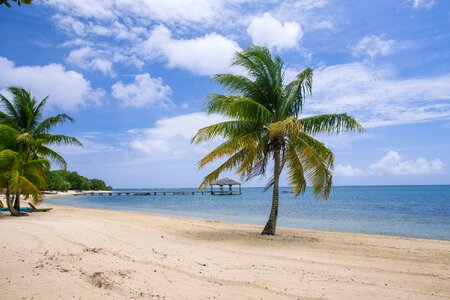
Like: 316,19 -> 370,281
370,151 -> 445,175
66,47 -> 114,76
334,164 -> 363,177
410,0 -> 436,9
308,63 -> 450,127
111,73 -> 173,108
44,0 -> 243,27
45,1 -> 332,78
128,112 -> 226,160
115,0 -> 243,26
54,15 -> 87,36
352,35 -> 395,59
140,25 -> 242,75
90,58 -> 114,76
247,12 -> 302,51
54,138 -> 115,156
273,0 -> 333,32
44,0 -> 115,20
0,56 -> 103,111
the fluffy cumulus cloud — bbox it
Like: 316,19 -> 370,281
247,12 -> 302,51
352,35 -> 395,59
66,47 -> 114,76
306,63 -> 450,127
44,1 -> 334,77
334,164 -> 363,177
140,25 -> 242,75
0,57 -> 103,111
111,73 -> 173,108
128,112 -> 226,160
370,151 -> 445,175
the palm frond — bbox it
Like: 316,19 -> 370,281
231,46 -> 284,110
198,132 -> 260,168
205,94 -> 273,121
213,74 -> 266,103
33,114 -> 75,135
283,67 -> 313,115
35,146 -> 67,169
0,91 -> 19,126
300,113 -> 364,135
22,158 -> 50,174
267,116 -> 301,139
36,134 -> 83,147
293,134 -> 334,198
18,175 -> 43,203
192,120 -> 261,143
285,144 -> 307,196
198,150 -> 247,189
0,149 -> 19,166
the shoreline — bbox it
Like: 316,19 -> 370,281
43,191 -> 450,242
43,190 -> 112,199
51,202 -> 450,242
1,204 -> 449,299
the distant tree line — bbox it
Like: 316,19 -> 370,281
46,170 -> 112,191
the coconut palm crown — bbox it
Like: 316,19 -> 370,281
192,46 -> 364,235
0,87 -> 82,168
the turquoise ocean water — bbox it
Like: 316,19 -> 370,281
50,185 -> 450,240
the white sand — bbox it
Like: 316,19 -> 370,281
1,204 -> 449,299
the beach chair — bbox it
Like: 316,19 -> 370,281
0,200 -> 34,212
27,202 -> 53,212
0,200 -> 51,212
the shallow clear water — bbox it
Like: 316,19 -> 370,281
50,185 -> 450,240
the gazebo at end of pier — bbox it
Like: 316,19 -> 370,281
210,178 -> 242,195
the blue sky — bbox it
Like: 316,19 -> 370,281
1,0 -> 449,188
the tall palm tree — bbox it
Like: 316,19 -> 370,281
0,87 -> 82,215
192,46 -> 364,235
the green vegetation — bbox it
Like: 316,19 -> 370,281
0,0 -> 32,8
192,46 -> 364,235
45,170 -> 112,191
0,87 -> 82,215
0,128 -> 49,213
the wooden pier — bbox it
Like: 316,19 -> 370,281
78,191 -> 212,196
77,178 -> 243,197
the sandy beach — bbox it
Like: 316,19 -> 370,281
1,204 -> 449,300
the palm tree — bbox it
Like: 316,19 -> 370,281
0,147 -> 49,216
192,46 -> 364,235
0,87 -> 82,215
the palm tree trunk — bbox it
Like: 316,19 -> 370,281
6,190 -> 21,216
261,148 -> 281,235
14,190 -> 21,210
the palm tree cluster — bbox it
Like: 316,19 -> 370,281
0,87 -> 81,216
193,46 -> 364,235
